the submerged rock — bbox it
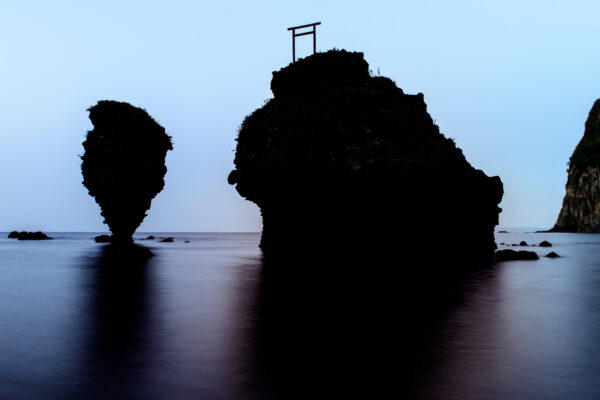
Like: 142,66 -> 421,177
496,249 -> 539,261
159,237 -> 174,243
8,231 -> 52,240
229,50 -> 503,265
552,100 -> 600,232
81,100 -> 172,243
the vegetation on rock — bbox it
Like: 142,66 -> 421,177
568,100 -> 600,170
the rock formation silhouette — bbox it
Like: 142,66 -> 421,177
8,231 -> 52,240
81,100 -> 172,243
229,50 -> 503,265
552,99 -> 600,232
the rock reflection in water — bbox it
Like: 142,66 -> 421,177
244,252 -> 475,399
67,244 -> 161,399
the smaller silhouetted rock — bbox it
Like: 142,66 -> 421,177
185,240 -> 190,243
499,242 -> 505,245
159,237 -> 174,242
511,244 -> 518,246
8,231 -> 52,240
94,235 -> 112,243
519,241 -> 528,246
539,240 -> 552,247
545,251 -> 560,258
496,249 -> 539,261
145,235 -> 155,240
498,230 -> 509,233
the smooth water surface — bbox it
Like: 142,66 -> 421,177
0,231 -> 599,399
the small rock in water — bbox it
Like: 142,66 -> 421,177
545,251 -> 560,258
8,231 -> 52,240
519,241 -> 528,246
160,237 -> 174,243
498,230 -> 509,233
539,240 -> 552,247
496,249 -> 539,261
185,240 -> 190,243
94,235 -> 111,243
145,235 -> 155,240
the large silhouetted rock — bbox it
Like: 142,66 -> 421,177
81,100 -> 172,243
228,50 -> 503,265
551,100 -> 600,232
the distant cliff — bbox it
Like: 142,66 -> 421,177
229,50 -> 503,264
552,100 -> 600,232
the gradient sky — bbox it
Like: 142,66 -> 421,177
1,0 -> 599,232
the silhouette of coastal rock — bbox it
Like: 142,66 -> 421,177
496,249 -> 539,261
81,101 -> 172,243
545,251 -> 560,258
229,50 -> 503,265
159,237 -> 174,242
94,235 -> 111,243
552,100 -> 600,232
8,231 -> 52,240
519,241 -> 528,246
539,240 -> 552,247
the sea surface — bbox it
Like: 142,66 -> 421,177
1,230 -> 600,399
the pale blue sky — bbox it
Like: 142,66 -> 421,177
1,0 -> 599,231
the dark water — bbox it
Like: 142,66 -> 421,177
1,231 -> 600,399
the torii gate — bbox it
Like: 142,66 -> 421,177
287,22 -> 321,63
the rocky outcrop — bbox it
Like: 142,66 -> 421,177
8,231 -> 52,240
81,101 -> 172,243
552,100 -> 600,232
229,50 -> 503,265
496,249 -> 539,261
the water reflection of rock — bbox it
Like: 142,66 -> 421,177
242,253 -> 488,399
69,244 -> 161,399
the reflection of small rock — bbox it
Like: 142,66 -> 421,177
519,241 -> 528,246
539,240 -> 552,247
94,235 -> 111,243
8,231 -> 52,240
159,237 -> 174,242
545,251 -> 560,258
496,249 -> 539,261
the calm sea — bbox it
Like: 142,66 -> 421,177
0,231 -> 599,399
